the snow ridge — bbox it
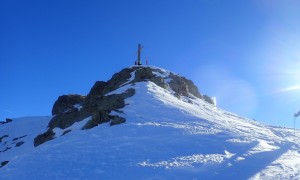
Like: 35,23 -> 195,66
1,67 -> 300,179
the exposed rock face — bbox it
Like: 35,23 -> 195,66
34,129 -> 55,147
0,118 -> 13,125
203,95 -> 214,105
35,66 -> 212,147
0,161 -> 9,168
106,68 -> 134,92
82,110 -> 110,130
49,109 -> 89,129
88,81 -> 108,97
35,87 -> 135,146
5,118 -> 12,123
133,67 -> 168,89
82,88 -> 135,130
15,141 -> 24,147
169,73 -> 202,98
134,67 -> 153,81
110,116 -> 126,126
62,130 -> 72,136
52,95 -> 86,115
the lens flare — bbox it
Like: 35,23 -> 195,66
276,85 -> 300,93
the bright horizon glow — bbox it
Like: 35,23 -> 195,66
276,85 -> 300,93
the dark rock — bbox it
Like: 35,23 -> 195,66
36,66 -> 207,146
34,129 -> 55,147
169,73 -> 202,98
0,118 -> 13,125
82,89 -> 135,129
87,81 -> 108,97
134,67 -> 154,81
12,135 -> 27,141
169,74 -> 189,97
114,109 -> 124,114
110,116 -> 126,126
82,110 -> 111,130
0,147 -> 11,153
0,161 -> 9,168
62,130 -> 72,136
97,89 -> 135,111
130,67 -> 168,89
48,88 -> 134,131
96,95 -> 125,111
0,135 -> 8,143
203,95 -> 214,105
121,88 -> 135,99
183,78 -> 202,98
106,68 -> 134,92
84,81 -> 108,108
5,118 -> 12,123
52,94 -> 86,115
49,108 -> 90,129
150,76 -> 168,89
15,141 -> 24,147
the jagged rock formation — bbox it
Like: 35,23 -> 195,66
203,95 -> 214,105
34,129 -> 55,147
168,73 -> 202,98
52,95 -> 86,115
0,161 -> 8,168
0,119 -> 13,125
34,66 -> 213,146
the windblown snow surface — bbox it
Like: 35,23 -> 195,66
1,68 -> 300,179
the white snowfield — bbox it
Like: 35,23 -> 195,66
1,67 -> 300,179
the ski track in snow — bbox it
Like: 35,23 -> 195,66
1,68 -> 300,179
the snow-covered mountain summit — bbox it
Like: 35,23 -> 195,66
1,66 -> 300,179
35,66 -> 215,147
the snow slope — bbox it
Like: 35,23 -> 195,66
1,67 -> 300,179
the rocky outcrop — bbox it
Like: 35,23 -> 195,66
34,129 -> 55,147
15,141 -> 24,147
203,95 -> 214,105
35,87 -> 135,146
0,118 -> 13,125
35,66 -> 212,147
88,81 -> 108,97
0,161 -> 9,168
12,135 -> 27,141
0,135 -> 8,143
133,67 -> 168,89
110,116 -> 126,126
134,67 -> 153,81
49,108 -> 90,129
52,95 -> 86,115
62,130 -> 72,136
169,73 -> 202,98
82,110 -> 111,130
6,118 -> 12,123
82,88 -> 135,130
105,68 -> 134,92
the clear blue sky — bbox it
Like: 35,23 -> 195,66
1,0 -> 300,128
